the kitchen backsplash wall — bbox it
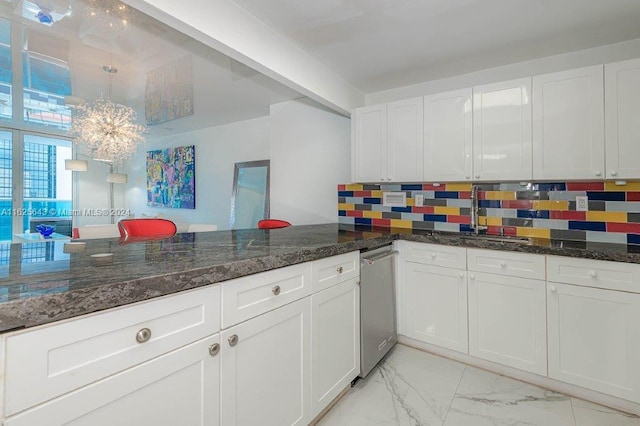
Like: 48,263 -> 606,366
338,181 -> 640,245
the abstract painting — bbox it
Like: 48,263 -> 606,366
147,145 -> 195,209
145,56 -> 194,125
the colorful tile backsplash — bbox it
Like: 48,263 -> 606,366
338,181 -> 640,245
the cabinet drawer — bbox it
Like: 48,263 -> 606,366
221,262 -> 312,328
467,248 -> 545,280
3,285 -> 220,417
312,251 -> 359,292
547,256 -> 640,293
403,241 -> 466,269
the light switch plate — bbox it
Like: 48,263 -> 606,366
415,194 -> 424,207
576,196 -> 588,211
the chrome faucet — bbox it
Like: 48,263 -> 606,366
470,184 -> 488,235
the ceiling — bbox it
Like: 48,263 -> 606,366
232,0 -> 640,93
0,0 -> 302,136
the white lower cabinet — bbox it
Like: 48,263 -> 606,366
468,271 -> 547,375
403,262 -> 468,353
220,297 -> 312,426
547,282 -> 640,403
5,335 -> 221,426
311,279 -> 360,417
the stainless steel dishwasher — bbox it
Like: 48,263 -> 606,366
359,244 -> 398,378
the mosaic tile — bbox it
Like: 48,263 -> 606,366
532,219 -> 569,230
550,229 -> 586,241
606,201 -> 640,212
586,211 -> 627,223
604,181 -> 640,191
337,180 -> 640,244
503,218 -> 534,227
434,222 -> 461,232
435,191 -> 459,199
566,182 -> 604,191
445,199 -> 473,208
516,227 -> 551,238
569,221 -> 607,232
586,231 -> 628,244
548,191 -> 587,201
587,191 -> 625,201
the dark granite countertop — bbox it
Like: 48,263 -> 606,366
2,223 -> 640,334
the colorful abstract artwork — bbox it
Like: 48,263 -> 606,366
147,145 -> 195,209
145,56 -> 194,125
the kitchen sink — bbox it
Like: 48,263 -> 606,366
461,235 -> 532,244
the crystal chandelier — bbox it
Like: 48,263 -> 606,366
83,0 -> 133,31
70,66 -> 144,164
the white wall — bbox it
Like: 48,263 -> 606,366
367,38 -> 640,104
125,116 -> 270,230
75,145 -> 126,227
123,0 -> 363,115
269,98 -> 350,225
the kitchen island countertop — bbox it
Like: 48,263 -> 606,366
2,223 -> 640,333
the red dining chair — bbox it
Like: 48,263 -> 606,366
257,219 -> 291,229
118,218 -> 177,239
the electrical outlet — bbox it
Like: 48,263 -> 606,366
415,194 -> 424,207
576,196 -> 588,211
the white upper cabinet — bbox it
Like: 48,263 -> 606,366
473,78 -> 532,181
352,98 -> 423,182
387,98 -> 424,182
352,104 -> 387,182
423,88 -> 472,182
605,58 -> 640,179
533,65 -> 605,180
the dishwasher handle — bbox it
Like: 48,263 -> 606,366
361,250 -> 399,266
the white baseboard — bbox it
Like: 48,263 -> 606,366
398,335 -> 640,417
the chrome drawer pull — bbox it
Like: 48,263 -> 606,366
228,334 -> 239,346
337,266 -> 344,274
209,343 -> 220,357
272,285 -> 281,295
136,328 -> 151,343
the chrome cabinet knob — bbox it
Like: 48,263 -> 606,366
337,266 -> 343,274
136,328 -> 151,343
272,285 -> 281,295
208,343 -> 220,357
228,334 -> 239,346
475,174 -> 480,179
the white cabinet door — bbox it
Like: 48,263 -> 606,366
468,272 -> 546,375
387,97 -> 423,182
221,298 -> 311,426
311,279 -> 360,417
473,78 -> 532,181
533,65 -> 605,180
605,58 -> 640,179
424,89 -> 472,182
5,335 -> 220,426
352,104 -> 386,182
403,262 -> 468,353
547,282 -> 640,403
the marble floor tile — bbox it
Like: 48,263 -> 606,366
572,398 -> 640,426
318,344 -> 465,426
443,366 -> 574,426
318,344 -> 639,426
